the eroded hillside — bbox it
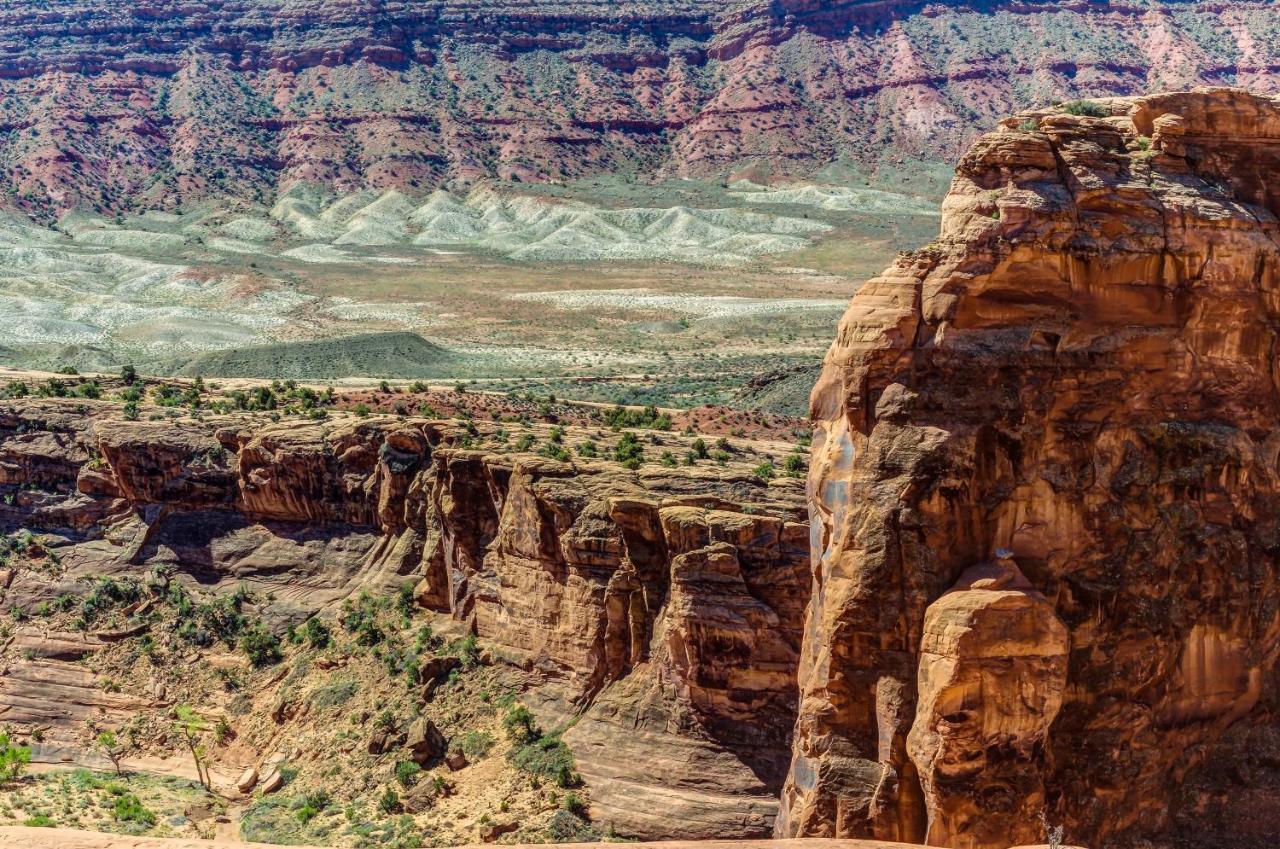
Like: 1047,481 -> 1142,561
0,1 -> 1277,215
0,381 -> 812,843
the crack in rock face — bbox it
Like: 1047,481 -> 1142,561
781,88 -> 1280,849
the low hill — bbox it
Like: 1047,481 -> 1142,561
173,332 -> 459,379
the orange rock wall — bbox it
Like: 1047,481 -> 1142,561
0,403 -> 807,839
781,88 -> 1280,849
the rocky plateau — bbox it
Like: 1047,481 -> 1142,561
0,1 -> 1277,216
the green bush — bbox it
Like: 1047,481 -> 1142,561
503,705 -> 538,744
602,405 -> 671,431
546,809 -> 598,842
446,634 -> 480,669
509,734 -> 579,788
613,432 -> 644,467
113,793 -> 157,826
240,623 -> 282,667
1063,99 -> 1106,117
457,730 -> 495,758
0,732 -> 31,783
340,592 -> 385,646
395,760 -> 421,787
783,453 -> 806,477
294,789 -> 331,824
303,617 -> 331,649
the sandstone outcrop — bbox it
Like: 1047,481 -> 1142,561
0,399 -> 807,839
780,87 -> 1280,849
0,1 -> 1277,215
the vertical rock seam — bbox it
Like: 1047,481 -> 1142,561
781,87 -> 1280,848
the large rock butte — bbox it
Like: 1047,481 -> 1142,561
781,87 -> 1280,849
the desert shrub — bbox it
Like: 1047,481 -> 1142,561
546,809 -> 598,842
457,730 -> 495,759
113,793 -> 156,826
613,432 -> 644,468
503,705 -> 538,744
340,592 -> 385,646
80,576 -> 145,624
0,732 -> 31,782
172,584 -> 251,647
394,761 -> 421,787
445,634 -> 480,669
303,617 -> 331,648
239,622 -> 282,667
309,679 -> 357,710
1063,99 -> 1106,117
783,453 -> 806,477
509,734 -> 579,788
240,798 -> 302,844
294,789 -> 331,824
602,405 -> 670,431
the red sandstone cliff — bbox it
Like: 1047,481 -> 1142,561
0,1 -> 1278,215
0,399 -> 807,839
782,87 -> 1280,849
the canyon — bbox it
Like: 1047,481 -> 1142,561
0,392 -> 812,842
8,84 -> 1280,849
0,1 -> 1277,216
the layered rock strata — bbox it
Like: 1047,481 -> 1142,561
781,87 -> 1280,849
0,399 -> 806,838
0,1 -> 1278,214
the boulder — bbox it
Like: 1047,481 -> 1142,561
235,766 -> 258,794
367,729 -> 391,755
405,717 -> 446,765
480,821 -> 518,842
419,655 -> 460,701
257,768 -> 283,795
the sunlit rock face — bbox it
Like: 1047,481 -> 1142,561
0,401 -> 810,840
780,88 -> 1280,849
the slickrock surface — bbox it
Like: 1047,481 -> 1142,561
782,87 -> 1280,849
0,399 -> 807,838
0,1 -> 1278,214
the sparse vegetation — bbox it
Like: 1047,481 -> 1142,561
1063,99 -> 1106,117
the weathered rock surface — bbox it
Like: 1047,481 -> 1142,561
405,716 -> 447,764
0,400 -> 807,839
781,87 -> 1280,849
0,1 -> 1278,215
